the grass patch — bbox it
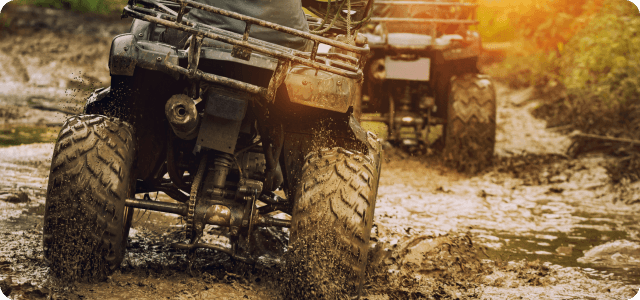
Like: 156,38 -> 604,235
10,0 -> 128,14
0,125 -> 60,147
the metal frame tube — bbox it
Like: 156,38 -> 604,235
125,199 -> 290,227
125,198 -> 188,215
124,6 -> 366,79
165,0 -> 368,54
136,10 -> 363,79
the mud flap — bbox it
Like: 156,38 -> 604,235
352,114 -> 383,189
109,33 -> 137,76
282,113 -> 379,200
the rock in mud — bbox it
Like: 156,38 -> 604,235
0,191 -> 29,203
578,240 -> 640,266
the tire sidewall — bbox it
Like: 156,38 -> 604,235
43,114 -> 136,280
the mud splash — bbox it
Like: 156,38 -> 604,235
0,94 -> 638,299
0,5 -> 639,300
365,233 -> 485,299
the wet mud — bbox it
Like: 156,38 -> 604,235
1,5 -> 640,300
0,5 -> 129,128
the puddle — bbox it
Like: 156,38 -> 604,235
375,158 -> 640,283
371,83 -> 640,292
0,6 -> 638,297
3,212 -> 43,232
481,229 -> 640,283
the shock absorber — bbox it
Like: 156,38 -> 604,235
210,153 -> 233,189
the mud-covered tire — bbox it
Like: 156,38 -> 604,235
43,114 -> 136,281
285,147 -> 381,298
444,73 -> 497,173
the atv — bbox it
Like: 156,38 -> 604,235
358,0 -> 496,172
42,0 -> 381,295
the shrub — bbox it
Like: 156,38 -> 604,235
484,49 -> 562,91
486,0 -> 640,138
561,1 -> 640,107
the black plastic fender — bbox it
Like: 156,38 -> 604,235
130,19 -> 152,41
108,20 -> 153,76
109,33 -> 138,76
280,111 -> 380,201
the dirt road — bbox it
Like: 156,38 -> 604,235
0,5 -> 639,300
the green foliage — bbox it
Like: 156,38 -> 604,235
552,0 -> 640,139
11,0 -> 126,14
509,0 -> 604,52
0,125 -> 60,147
487,0 -> 640,98
486,0 -> 640,139
475,5 -> 517,43
484,50 -> 562,90
561,1 -> 640,106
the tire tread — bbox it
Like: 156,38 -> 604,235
43,114 -> 135,281
288,147 -> 380,297
444,73 -> 497,173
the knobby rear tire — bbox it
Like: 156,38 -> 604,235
43,114 -> 136,281
444,73 -> 497,173
285,147 -> 381,299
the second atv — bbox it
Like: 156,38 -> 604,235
359,0 -> 496,172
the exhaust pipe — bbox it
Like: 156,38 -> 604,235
165,94 -> 200,140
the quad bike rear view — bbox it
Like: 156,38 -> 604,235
42,0 -> 381,296
359,0 -> 496,172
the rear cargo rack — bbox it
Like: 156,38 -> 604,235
368,0 -> 478,45
370,1 -> 478,24
122,0 -> 370,101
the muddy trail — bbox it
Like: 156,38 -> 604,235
1,5 -> 640,300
